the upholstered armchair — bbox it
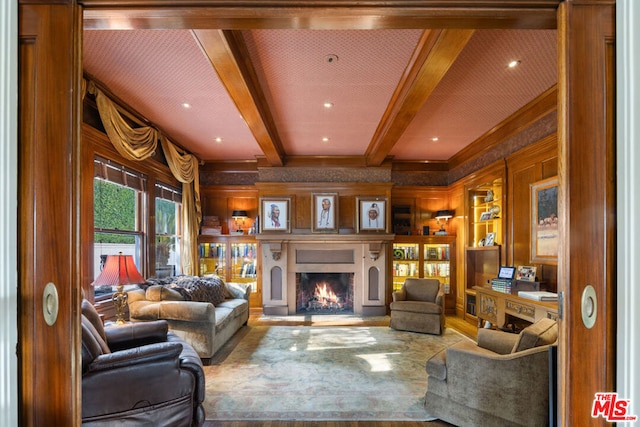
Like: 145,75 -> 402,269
424,317 -> 558,427
390,278 -> 445,335
81,300 -> 205,426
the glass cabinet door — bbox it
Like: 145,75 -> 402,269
199,242 -> 226,279
424,244 -> 451,294
230,242 -> 258,293
392,243 -> 420,291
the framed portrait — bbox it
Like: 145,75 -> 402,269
484,232 -> 495,246
357,198 -> 388,232
479,211 -> 492,221
259,198 -> 291,233
312,193 -> 338,233
531,176 -> 559,264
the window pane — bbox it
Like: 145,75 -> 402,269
156,197 -> 177,235
155,191 -> 181,278
156,235 -> 180,278
94,178 -> 137,232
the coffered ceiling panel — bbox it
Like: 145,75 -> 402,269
242,29 -> 424,156
83,29 -> 262,160
390,29 -> 557,161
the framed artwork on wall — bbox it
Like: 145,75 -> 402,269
260,198 -> 291,233
312,193 -> 338,233
531,176 -> 559,264
357,197 -> 388,232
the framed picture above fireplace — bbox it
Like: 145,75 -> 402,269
357,197 -> 388,233
260,197 -> 291,233
312,193 -> 338,233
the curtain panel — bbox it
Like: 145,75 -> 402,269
86,80 -> 202,275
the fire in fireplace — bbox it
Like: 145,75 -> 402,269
296,272 -> 354,314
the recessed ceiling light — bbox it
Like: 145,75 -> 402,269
431,137 -> 439,142
323,102 -> 334,108
182,102 -> 191,108
325,54 -> 339,64
214,137 -> 223,143
322,137 -> 330,142
508,60 -> 521,68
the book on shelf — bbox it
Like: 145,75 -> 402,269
518,291 -> 558,301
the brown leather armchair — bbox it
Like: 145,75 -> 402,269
81,300 -> 205,426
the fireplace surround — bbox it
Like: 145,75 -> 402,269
257,234 -> 393,316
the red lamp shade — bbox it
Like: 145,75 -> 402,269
93,253 -> 145,287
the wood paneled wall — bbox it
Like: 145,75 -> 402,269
200,135 -> 559,317
506,133 -> 558,291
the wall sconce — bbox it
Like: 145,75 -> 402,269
434,210 -> 454,235
92,252 -> 145,324
232,210 -> 248,233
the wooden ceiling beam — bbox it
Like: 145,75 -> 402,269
83,2 -> 560,30
192,29 -> 285,167
364,28 -> 475,166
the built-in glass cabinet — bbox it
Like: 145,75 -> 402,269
198,235 -> 260,306
392,235 -> 456,313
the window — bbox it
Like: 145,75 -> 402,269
93,156 -> 146,297
155,183 -> 182,278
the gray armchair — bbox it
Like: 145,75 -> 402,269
390,278 -> 445,335
424,317 -> 558,427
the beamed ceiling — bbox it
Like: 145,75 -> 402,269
82,8 -> 558,168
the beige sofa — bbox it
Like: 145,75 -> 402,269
127,276 -> 251,361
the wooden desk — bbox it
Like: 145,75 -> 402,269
474,286 -> 558,328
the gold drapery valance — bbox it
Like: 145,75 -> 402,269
87,82 -> 158,161
86,79 -> 201,275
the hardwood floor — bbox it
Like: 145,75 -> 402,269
202,312 -> 474,427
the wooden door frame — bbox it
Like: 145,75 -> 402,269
15,0 -> 619,425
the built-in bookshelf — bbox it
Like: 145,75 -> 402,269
198,235 -> 260,307
392,235 -> 456,314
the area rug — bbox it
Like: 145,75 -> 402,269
202,325 -> 466,421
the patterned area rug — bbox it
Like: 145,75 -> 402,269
203,325 -> 466,421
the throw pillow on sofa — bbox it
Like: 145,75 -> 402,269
172,275 -> 226,306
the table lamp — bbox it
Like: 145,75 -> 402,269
232,210 -> 248,233
435,210 -> 454,235
92,252 -> 145,324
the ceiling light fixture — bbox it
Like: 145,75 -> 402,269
322,137 -> 330,142
508,60 -> 521,68
182,102 -> 191,108
431,137 -> 439,142
323,102 -> 334,108
215,137 -> 223,143
325,54 -> 339,64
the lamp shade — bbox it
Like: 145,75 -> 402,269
93,253 -> 145,287
232,210 -> 248,218
435,210 -> 453,220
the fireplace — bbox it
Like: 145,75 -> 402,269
258,235 -> 392,316
296,272 -> 354,314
